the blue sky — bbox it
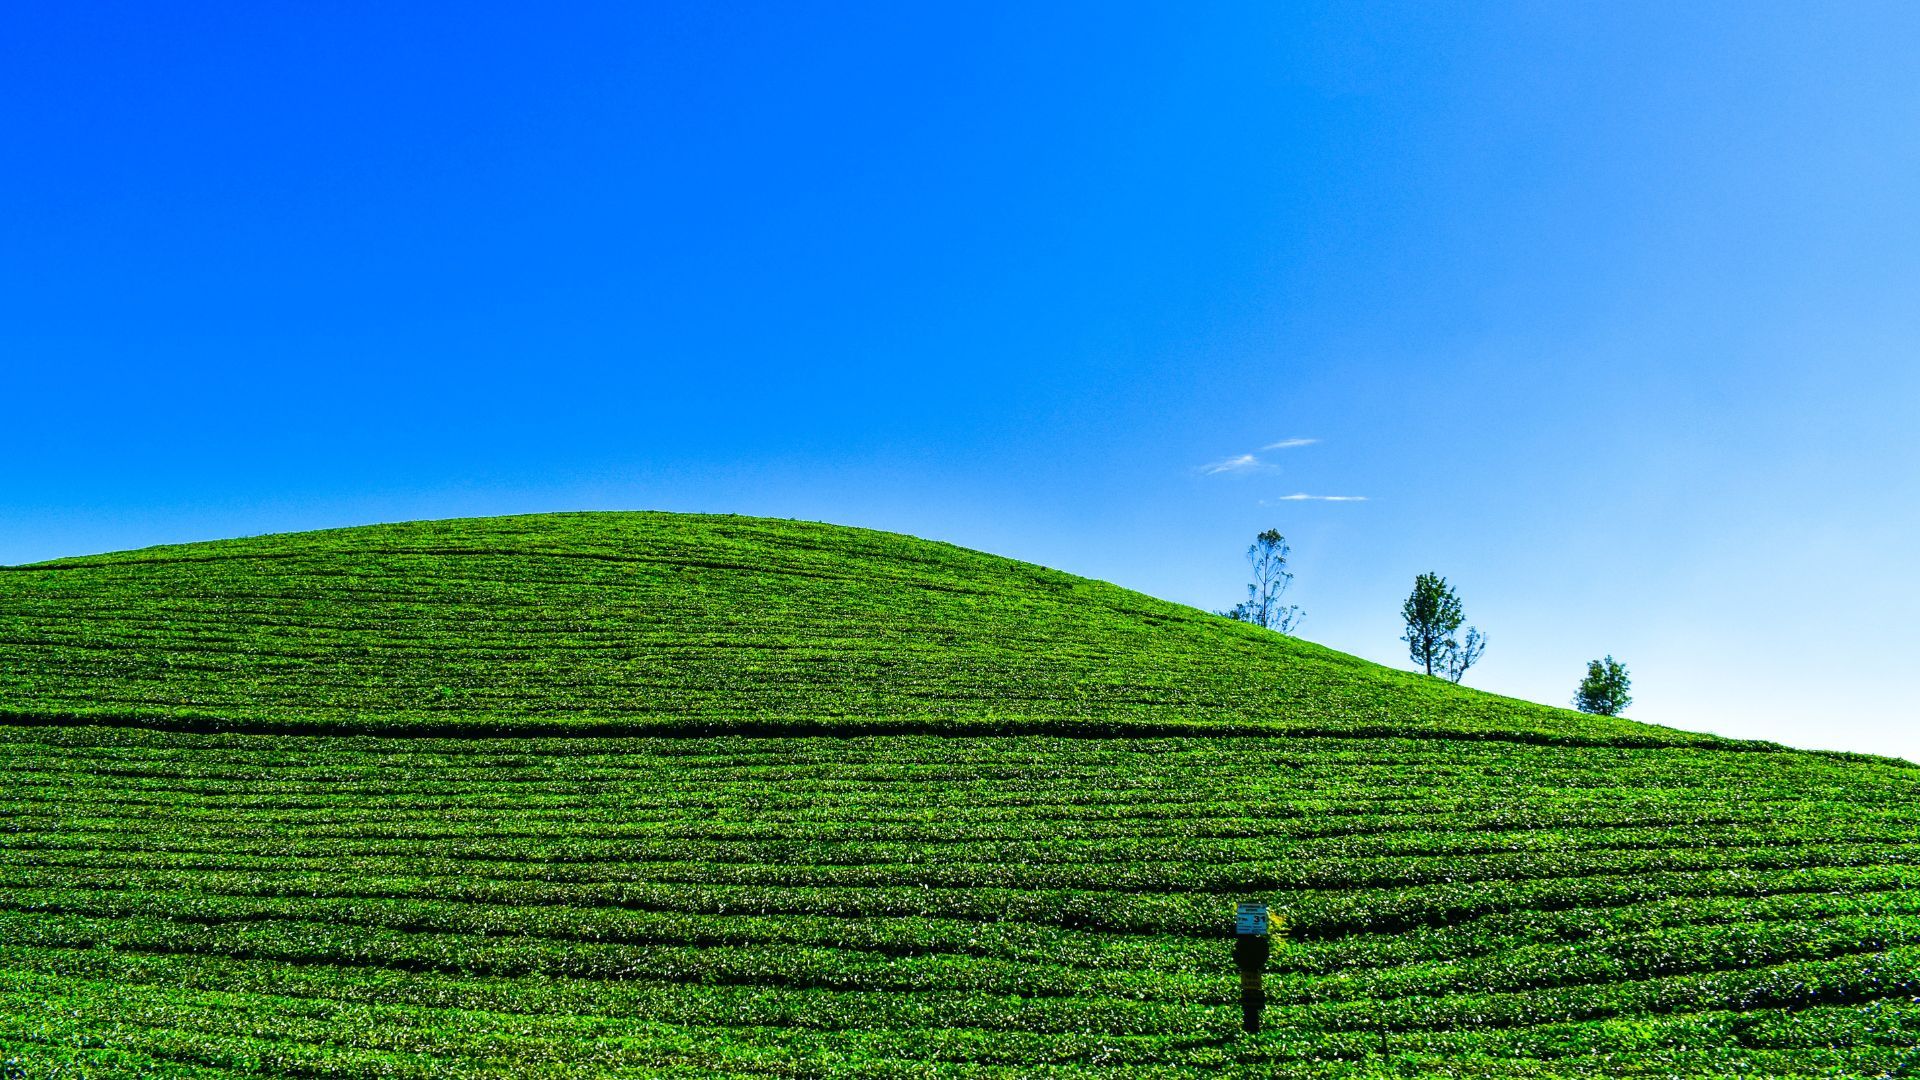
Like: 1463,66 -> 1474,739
5,3 -> 1918,759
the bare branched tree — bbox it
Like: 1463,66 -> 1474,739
1444,626 -> 1486,684
1223,529 -> 1303,634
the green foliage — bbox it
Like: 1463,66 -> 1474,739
1400,572 -> 1485,683
1402,572 -> 1462,677
0,512 -> 1913,1075
0,513 -> 1667,745
0,727 -> 1916,1075
1575,656 -> 1633,716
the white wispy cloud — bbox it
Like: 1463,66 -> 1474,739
1267,493 -> 1368,502
1199,453 -> 1267,475
1262,437 -> 1319,450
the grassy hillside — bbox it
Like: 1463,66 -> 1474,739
2,513 -> 1917,1077
0,512 -> 1700,744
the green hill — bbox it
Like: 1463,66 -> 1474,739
1,512 -> 1916,1077
0,512 -> 1697,745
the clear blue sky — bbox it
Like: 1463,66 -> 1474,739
6,3 -> 1918,760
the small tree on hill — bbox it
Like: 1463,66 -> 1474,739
1223,529 -> 1303,634
1443,627 -> 1486,684
1400,572 -> 1485,682
1574,656 -> 1632,716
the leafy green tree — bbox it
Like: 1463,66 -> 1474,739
1223,529 -> 1303,634
1400,572 -> 1459,677
1574,656 -> 1632,715
1400,572 -> 1485,682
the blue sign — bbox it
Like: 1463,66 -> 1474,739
1235,902 -> 1269,936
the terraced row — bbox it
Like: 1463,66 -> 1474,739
4,727 -> 1917,1076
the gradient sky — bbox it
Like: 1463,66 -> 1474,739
6,3 -> 1918,760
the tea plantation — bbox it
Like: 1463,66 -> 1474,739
2,512 -> 1916,1077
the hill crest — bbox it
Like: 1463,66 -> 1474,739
1,511 -> 1716,747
